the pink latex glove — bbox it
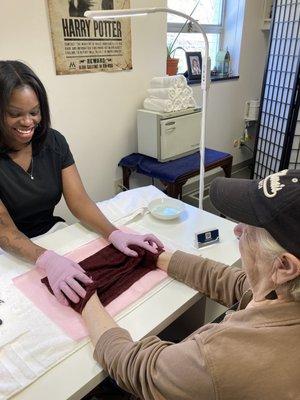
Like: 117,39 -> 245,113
36,250 -> 93,306
108,230 -> 164,257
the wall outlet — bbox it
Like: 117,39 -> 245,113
233,138 -> 241,148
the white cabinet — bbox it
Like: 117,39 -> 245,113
160,112 -> 200,161
262,0 -> 273,30
137,109 -> 201,162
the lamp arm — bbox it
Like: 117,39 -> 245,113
143,9 -> 211,208
85,7 -> 209,52
161,11 -> 211,208
189,21 -> 211,208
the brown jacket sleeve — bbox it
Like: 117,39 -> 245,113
94,327 -> 215,400
168,251 -> 250,307
93,252 -> 250,399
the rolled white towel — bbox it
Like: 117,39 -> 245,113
143,98 -> 174,113
180,95 -> 197,110
173,98 -> 182,112
150,75 -> 187,89
174,87 -> 183,98
174,75 -> 187,88
188,96 -> 197,108
182,86 -> 193,96
171,87 -> 191,102
181,98 -> 189,110
181,92 -> 189,103
147,87 -> 177,100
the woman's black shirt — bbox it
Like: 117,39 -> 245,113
0,129 -> 74,238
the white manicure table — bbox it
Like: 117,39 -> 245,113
4,195 -> 239,400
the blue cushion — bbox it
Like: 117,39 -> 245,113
118,149 -> 231,183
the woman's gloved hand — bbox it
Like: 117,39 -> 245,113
108,230 -> 164,257
36,250 -> 93,306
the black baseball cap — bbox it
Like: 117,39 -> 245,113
209,169 -> 300,258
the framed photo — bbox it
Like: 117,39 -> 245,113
186,52 -> 202,80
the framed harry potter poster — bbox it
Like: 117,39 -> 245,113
47,0 -> 132,75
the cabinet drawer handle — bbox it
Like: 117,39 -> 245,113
165,127 -> 176,132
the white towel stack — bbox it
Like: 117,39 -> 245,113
143,76 -> 197,113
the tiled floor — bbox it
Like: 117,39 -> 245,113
182,166 -> 252,217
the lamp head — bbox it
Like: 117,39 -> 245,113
84,8 -> 157,20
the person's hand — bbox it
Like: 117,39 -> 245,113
36,250 -> 93,305
108,230 -> 164,257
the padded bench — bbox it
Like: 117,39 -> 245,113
118,149 -> 233,199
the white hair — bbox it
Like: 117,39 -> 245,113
246,226 -> 300,301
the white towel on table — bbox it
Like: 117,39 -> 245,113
97,185 -> 166,226
150,75 -> 187,89
0,263 -> 85,400
0,186 -> 167,400
143,98 -> 174,113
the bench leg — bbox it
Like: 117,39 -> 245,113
122,166 -> 132,190
160,181 -> 182,199
167,183 -> 181,199
221,157 -> 233,178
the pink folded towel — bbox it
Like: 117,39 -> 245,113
13,238 -> 167,341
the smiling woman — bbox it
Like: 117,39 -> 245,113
0,60 -> 164,306
5,87 -> 41,149
0,63 -> 50,155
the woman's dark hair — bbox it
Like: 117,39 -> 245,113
0,60 -> 51,155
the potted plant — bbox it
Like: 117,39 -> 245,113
166,19 -> 192,75
167,44 -> 180,76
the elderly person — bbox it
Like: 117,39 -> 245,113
82,169 -> 300,400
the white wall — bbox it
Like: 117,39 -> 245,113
0,0 -> 268,222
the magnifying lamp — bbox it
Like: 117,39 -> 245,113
85,7 -> 211,208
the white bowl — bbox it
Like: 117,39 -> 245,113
148,198 -> 185,220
